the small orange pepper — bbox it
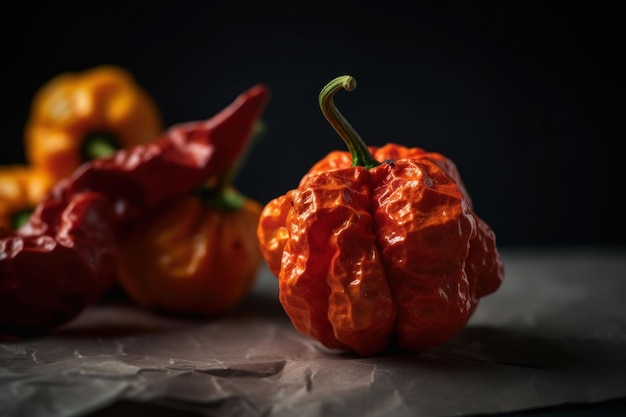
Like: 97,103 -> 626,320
116,184 -> 264,316
114,117 -> 268,317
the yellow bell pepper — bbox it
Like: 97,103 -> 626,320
24,65 -> 162,181
0,165 -> 53,230
115,184 -> 264,316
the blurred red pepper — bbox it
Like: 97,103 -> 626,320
257,76 -> 503,356
0,84 -> 270,339
0,190 -> 118,339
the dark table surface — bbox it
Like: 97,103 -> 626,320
2,246 -> 625,417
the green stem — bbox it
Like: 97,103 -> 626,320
319,75 -> 380,169
195,119 -> 266,211
81,131 -> 120,160
10,208 -> 33,230
195,185 -> 244,211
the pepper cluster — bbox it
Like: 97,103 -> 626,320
1,67 -> 270,339
1,70 -> 504,356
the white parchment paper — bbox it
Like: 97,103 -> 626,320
1,248 -> 625,417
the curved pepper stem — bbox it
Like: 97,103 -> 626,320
319,75 -> 380,169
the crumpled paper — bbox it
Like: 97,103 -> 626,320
1,248 -> 626,417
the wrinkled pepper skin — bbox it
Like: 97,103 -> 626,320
0,166 -> 53,229
257,76 -> 503,356
24,65 -> 162,181
0,84 -> 270,339
301,143 -> 503,301
116,189 -> 264,316
0,191 -> 117,339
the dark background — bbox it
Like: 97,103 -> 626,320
1,1 -> 623,248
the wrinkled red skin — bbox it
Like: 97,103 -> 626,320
302,143 -> 503,308
0,84 -> 270,340
0,192 -> 117,339
259,143 -> 504,355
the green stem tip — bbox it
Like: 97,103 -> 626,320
319,75 -> 380,169
10,208 -> 33,230
82,131 -> 120,160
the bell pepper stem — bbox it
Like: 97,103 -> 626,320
10,209 -> 33,230
319,75 -> 380,169
82,132 -> 120,160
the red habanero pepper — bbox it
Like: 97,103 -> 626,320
257,76 -> 503,356
0,84 -> 270,339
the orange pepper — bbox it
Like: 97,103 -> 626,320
114,116 -> 268,317
0,165 -> 53,230
257,76 -> 504,355
24,65 -> 162,181
115,185 -> 264,316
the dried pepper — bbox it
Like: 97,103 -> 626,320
0,84 -> 270,339
257,75 -> 503,356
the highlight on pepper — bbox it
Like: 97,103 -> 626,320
257,75 -> 504,356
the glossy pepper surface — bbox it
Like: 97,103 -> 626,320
257,76 -> 503,356
0,84 -> 270,339
24,65 -> 162,181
